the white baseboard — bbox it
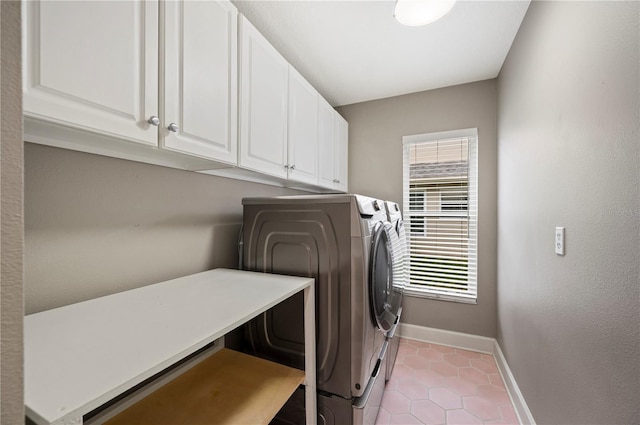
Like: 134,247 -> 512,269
493,341 -> 536,425
397,323 -> 535,425
398,323 -> 496,354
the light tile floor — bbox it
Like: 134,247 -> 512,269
377,338 -> 519,425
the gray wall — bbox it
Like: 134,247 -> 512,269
1,1 -> 24,422
497,1 -> 639,424
338,80 -> 498,338
25,144 -> 302,314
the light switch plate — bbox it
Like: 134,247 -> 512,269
555,227 -> 565,255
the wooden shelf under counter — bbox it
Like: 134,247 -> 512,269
105,348 -> 304,425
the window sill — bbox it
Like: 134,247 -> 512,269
404,287 -> 477,304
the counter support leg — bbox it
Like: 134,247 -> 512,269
303,283 -> 316,424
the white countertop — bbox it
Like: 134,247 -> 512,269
24,268 -> 313,425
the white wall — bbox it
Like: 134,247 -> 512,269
497,1 -> 639,424
338,80 -> 498,337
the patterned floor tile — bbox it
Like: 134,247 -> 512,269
377,338 -> 520,425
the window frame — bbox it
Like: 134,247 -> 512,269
402,128 -> 478,304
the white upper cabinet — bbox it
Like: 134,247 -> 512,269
239,15 -> 289,179
334,113 -> 349,192
318,98 -> 348,193
23,1 -> 347,191
287,65 -> 319,185
162,1 -> 237,164
318,98 -> 336,189
23,1 -> 159,146
23,0 -> 239,169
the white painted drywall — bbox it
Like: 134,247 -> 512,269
497,1 -> 639,423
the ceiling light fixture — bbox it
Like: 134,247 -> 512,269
394,0 -> 457,27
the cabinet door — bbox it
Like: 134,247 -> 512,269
23,0 -> 158,146
287,66 -> 319,185
318,98 -> 336,190
239,16 -> 289,179
334,113 -> 349,193
163,1 -> 237,164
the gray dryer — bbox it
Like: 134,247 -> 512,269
240,194 -> 402,425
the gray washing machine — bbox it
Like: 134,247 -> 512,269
384,200 -> 408,380
240,194 -> 402,424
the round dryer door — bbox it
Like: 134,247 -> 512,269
369,221 -> 400,332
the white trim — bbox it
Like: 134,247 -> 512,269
494,341 -> 537,425
397,323 -> 536,425
398,323 -> 495,354
303,283 -> 317,424
402,127 -> 478,145
403,288 -> 477,304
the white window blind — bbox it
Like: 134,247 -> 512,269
402,129 -> 478,303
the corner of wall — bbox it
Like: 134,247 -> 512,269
1,1 -> 25,422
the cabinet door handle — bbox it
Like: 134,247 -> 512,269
284,165 -> 289,170
147,116 -> 160,126
167,123 -> 179,132
290,165 -> 295,171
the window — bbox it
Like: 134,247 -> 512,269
440,183 -> 468,214
402,129 -> 478,303
409,191 -> 426,236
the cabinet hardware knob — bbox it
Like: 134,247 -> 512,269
290,165 -> 295,171
284,165 -> 289,170
167,123 -> 179,132
147,116 -> 160,126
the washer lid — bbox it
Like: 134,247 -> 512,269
369,222 -> 401,332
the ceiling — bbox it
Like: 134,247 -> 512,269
232,0 -> 531,107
